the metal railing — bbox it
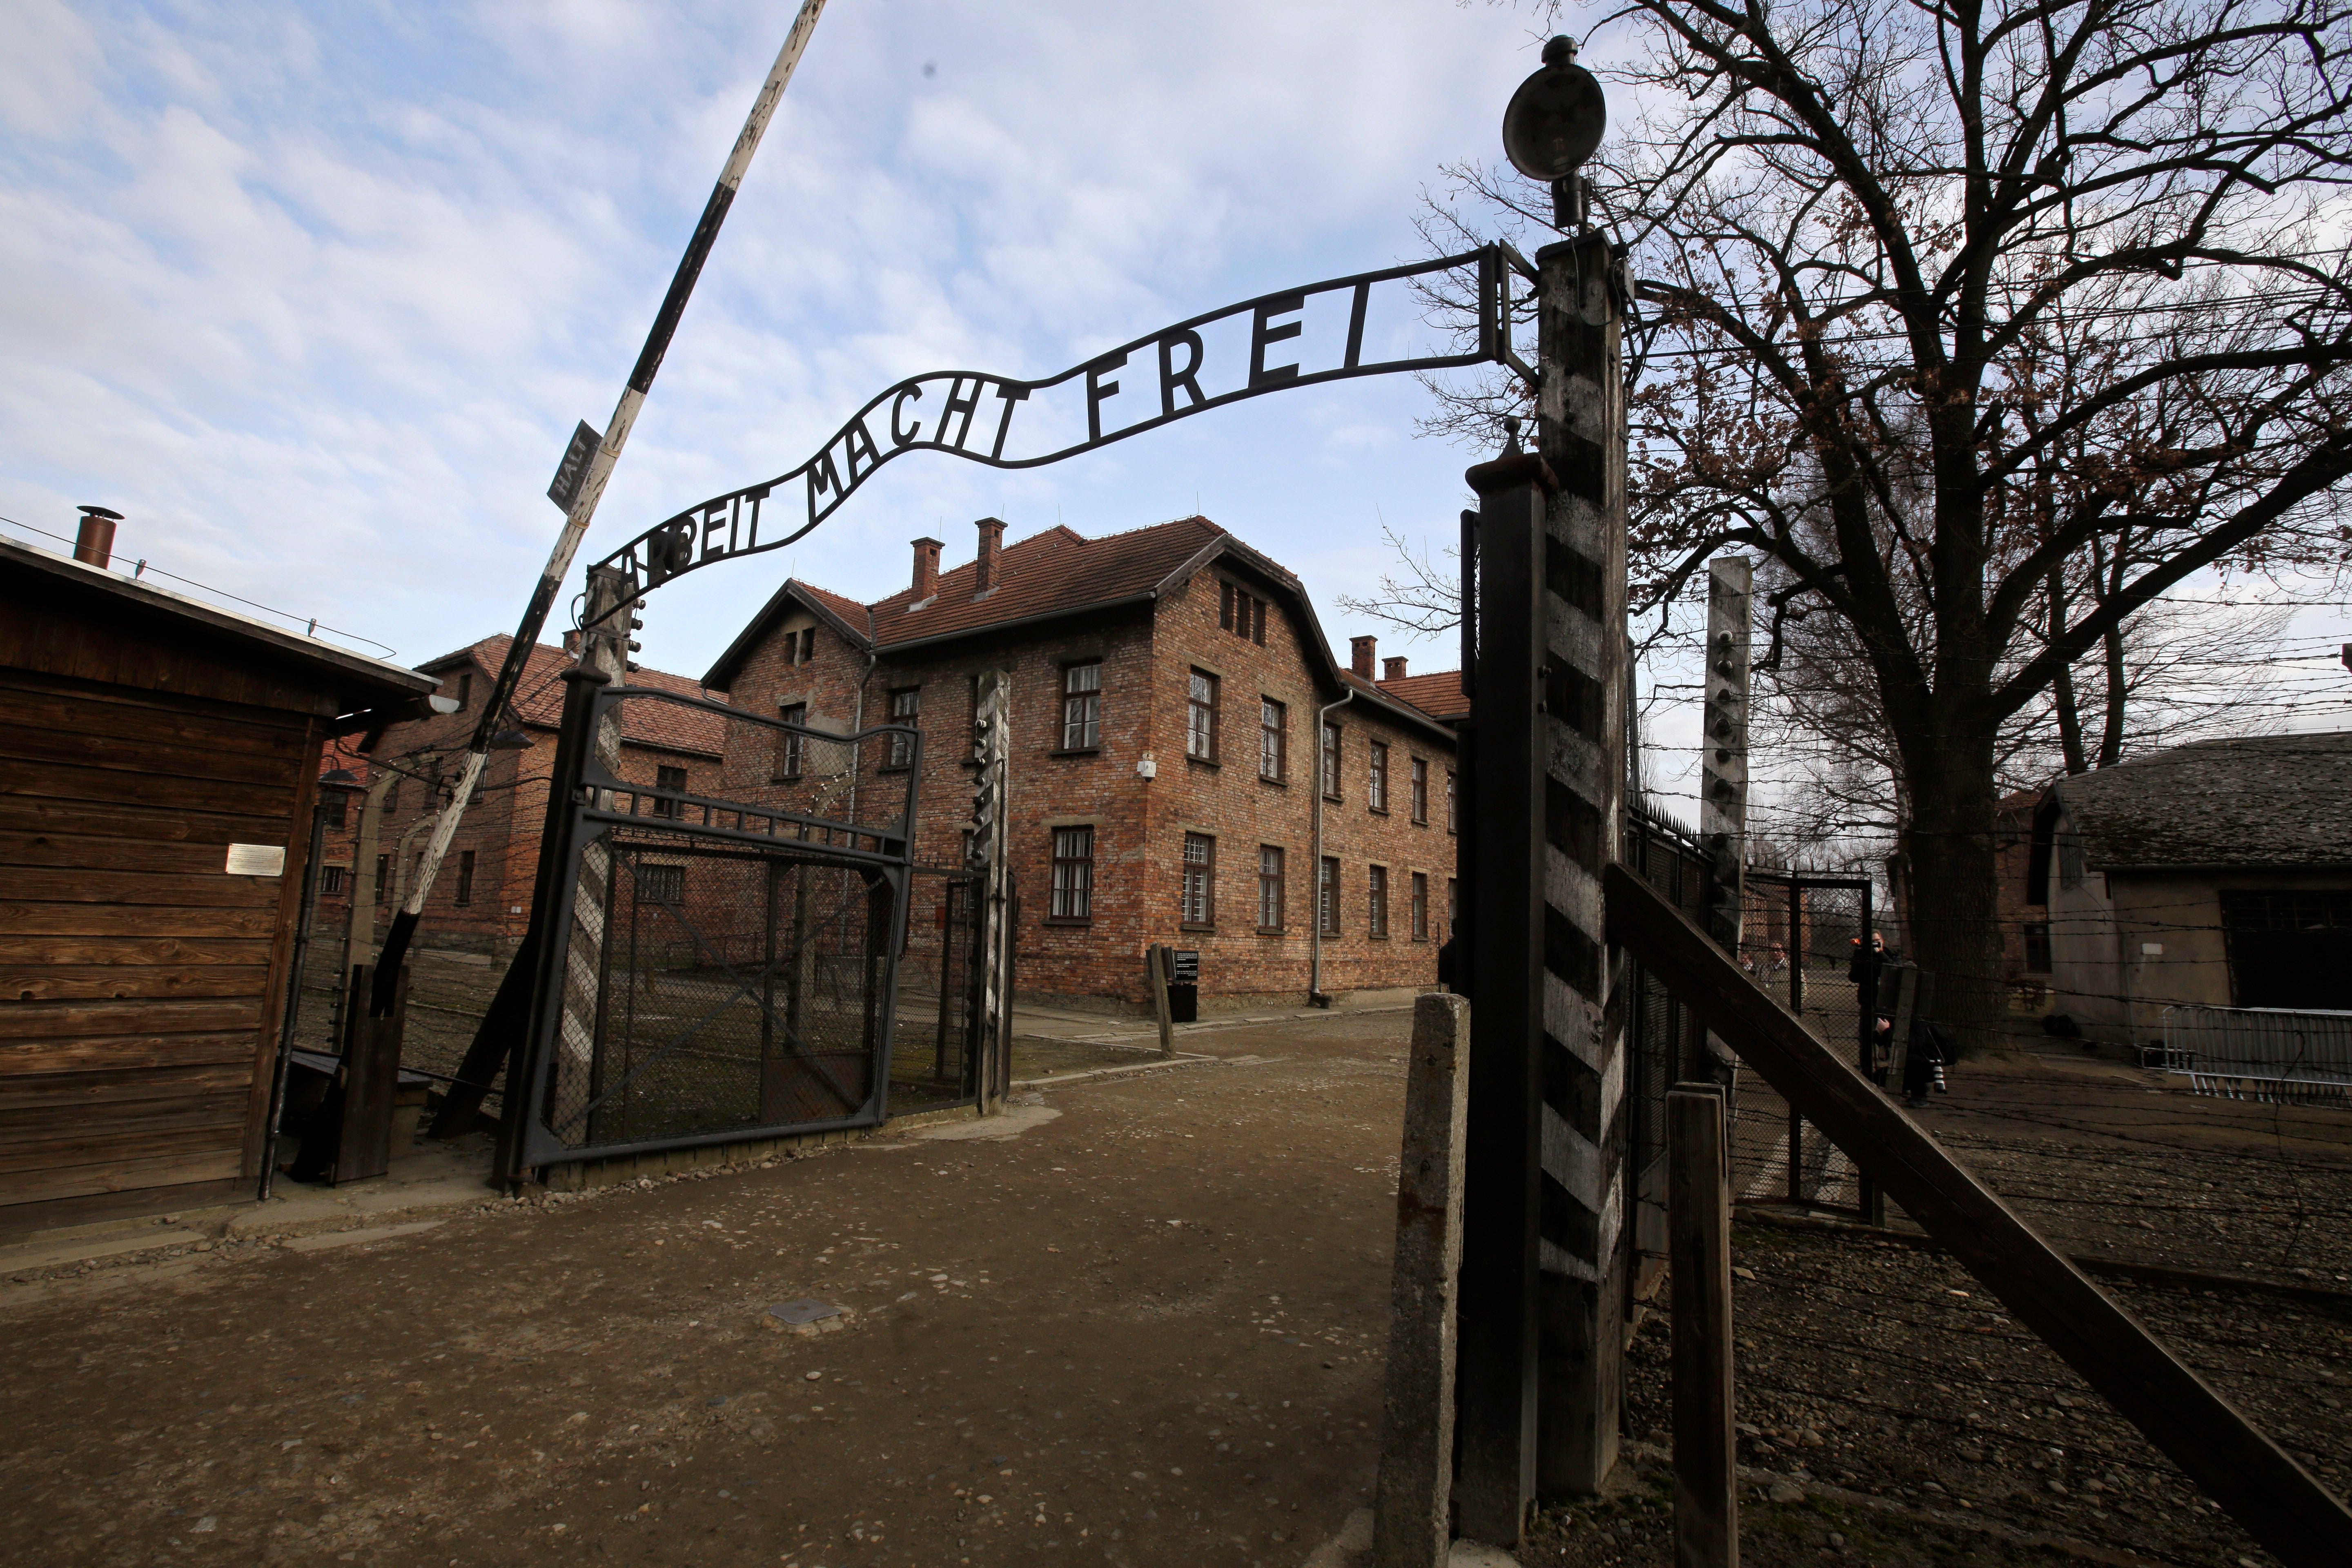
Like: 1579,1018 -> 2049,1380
2159,1004 -> 2352,1102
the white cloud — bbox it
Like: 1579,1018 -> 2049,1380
0,0 -> 1561,678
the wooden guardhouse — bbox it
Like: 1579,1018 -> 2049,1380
1,529 -> 436,1232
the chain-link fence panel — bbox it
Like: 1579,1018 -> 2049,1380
511,683 -> 921,1172
888,869 -> 983,1114
1734,873 -> 1871,1216
537,835 -> 890,1150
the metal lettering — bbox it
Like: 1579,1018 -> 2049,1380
741,485 -> 769,550
1086,351 -> 1126,443
990,383 -> 1029,460
1159,330 -> 1207,416
941,375 -> 986,449
890,384 -> 925,447
843,416 -> 882,482
806,448 -> 844,523
590,247 -> 1501,604
1250,293 -> 1305,387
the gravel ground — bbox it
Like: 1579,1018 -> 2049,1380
5,1007 -> 2342,1568
1518,1221 -> 2350,1568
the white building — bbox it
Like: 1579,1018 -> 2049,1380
2028,731 -> 2352,1047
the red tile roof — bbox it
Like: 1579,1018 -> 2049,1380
796,581 -> 872,640
1375,668 -> 1468,722
423,636 -> 730,757
866,517 -> 1234,648
700,515 -> 1458,746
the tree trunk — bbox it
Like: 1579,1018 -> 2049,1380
2047,572 -> 2089,775
1901,724 -> 2006,1056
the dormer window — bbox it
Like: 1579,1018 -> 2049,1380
1219,581 -> 1268,645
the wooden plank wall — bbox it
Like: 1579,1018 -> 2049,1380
0,666 -> 323,1225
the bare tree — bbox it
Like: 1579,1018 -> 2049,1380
1409,0 -> 2352,1040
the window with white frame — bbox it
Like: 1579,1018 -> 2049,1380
1062,662 -> 1102,750
886,687 -> 919,768
1181,833 -> 1216,925
1258,845 -> 1284,931
1187,670 -> 1219,761
1050,826 -> 1094,920
1259,697 -> 1285,782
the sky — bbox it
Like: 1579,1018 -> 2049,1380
5,1 -> 2343,838
0,0 -> 1560,681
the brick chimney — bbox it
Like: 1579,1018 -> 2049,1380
1383,656 -> 1408,682
1350,635 -> 1376,678
911,536 -> 943,601
974,517 -> 1005,596
74,506 -> 121,569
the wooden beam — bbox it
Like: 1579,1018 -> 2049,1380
1604,862 -> 2352,1568
1669,1085 -> 1737,1568
1147,946 -> 1176,1060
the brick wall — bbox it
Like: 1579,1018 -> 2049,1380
718,562 -> 1455,1011
317,647 -> 728,960
1148,568 -> 1450,1005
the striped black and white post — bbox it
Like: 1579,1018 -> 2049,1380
372,0 -> 831,1011
971,670 -> 1015,1114
1528,229 -> 1631,1498
1697,557 -> 1751,1087
1454,229 -> 1630,1545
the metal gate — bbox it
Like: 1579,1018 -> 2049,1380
511,674 -> 922,1171
1621,805 -> 1713,1297
1735,870 -> 1873,1215
890,868 -> 987,1113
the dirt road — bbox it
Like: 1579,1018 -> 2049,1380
1,1013 -> 1414,1568
6,1011 -> 2343,1568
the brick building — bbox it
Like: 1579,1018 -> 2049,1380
702,515 -> 1464,1012
315,635 -> 728,960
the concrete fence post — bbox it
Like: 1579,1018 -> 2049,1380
1374,992 -> 1473,1568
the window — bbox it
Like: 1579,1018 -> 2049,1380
1410,758 -> 1429,824
454,849 -> 476,906
639,863 -> 685,903
319,864 -> 346,896
791,626 -> 817,665
1368,742 -> 1390,813
321,789 -> 347,831
1219,581 -> 1268,645
1448,877 -> 1458,933
1259,698 -> 1286,782
1319,857 -> 1341,936
1187,670 -> 1219,761
1062,662 -> 1102,750
1182,833 -> 1216,926
2221,890 -> 2352,1009
1369,865 -> 1389,938
1446,769 -> 1457,834
652,763 -> 688,818
456,671 -> 472,710
1258,846 -> 1285,931
1411,872 -> 1429,941
376,853 -> 389,891
1321,722 -> 1342,800
2023,921 -> 2051,973
775,703 -> 807,780
1050,827 -> 1094,920
887,687 -> 920,768
2057,829 -> 2085,890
